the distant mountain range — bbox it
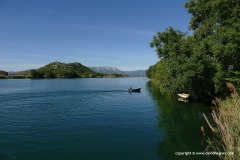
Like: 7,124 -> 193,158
4,63 -> 146,78
89,67 -> 146,77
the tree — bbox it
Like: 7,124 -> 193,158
148,0 -> 240,98
149,27 -> 216,96
185,0 -> 240,92
150,27 -> 186,59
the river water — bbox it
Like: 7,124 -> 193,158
0,78 -> 215,160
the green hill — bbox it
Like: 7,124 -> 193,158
30,61 -> 97,78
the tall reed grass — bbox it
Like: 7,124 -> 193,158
202,84 -> 240,160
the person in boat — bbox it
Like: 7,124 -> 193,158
129,86 -> 132,92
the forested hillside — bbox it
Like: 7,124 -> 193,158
30,61 -> 98,78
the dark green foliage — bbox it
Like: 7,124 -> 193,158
185,0 -> 240,92
146,65 -> 157,79
148,29 -> 216,96
111,73 -> 124,77
44,71 -> 56,78
0,75 -> 7,79
150,27 -> 187,59
147,0 -> 240,98
30,70 -> 44,78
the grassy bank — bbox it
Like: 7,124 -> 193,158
203,87 -> 240,160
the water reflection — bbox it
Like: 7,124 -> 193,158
146,81 -> 218,160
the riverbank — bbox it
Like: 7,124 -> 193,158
203,90 -> 240,160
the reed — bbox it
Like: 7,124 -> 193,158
202,84 -> 240,160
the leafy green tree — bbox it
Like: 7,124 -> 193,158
185,0 -> 240,92
148,0 -> 240,98
149,27 -> 217,97
146,64 -> 157,79
150,27 -> 186,59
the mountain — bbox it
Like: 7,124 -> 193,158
90,67 -> 146,77
8,71 -> 20,75
30,61 -> 96,78
8,70 -> 31,75
89,67 -> 123,74
124,70 -> 146,77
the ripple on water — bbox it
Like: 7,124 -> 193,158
0,78 -> 211,160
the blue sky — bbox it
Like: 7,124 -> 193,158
0,0 -> 191,71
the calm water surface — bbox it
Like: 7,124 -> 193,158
0,78 -> 215,160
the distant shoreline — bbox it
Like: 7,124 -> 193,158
0,75 -> 146,79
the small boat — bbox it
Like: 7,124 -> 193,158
129,87 -> 141,92
177,93 -> 190,99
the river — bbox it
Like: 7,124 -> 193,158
0,78 -> 215,160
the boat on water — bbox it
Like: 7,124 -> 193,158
128,87 -> 141,92
177,93 -> 190,99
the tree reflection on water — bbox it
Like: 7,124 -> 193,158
146,81 -> 218,160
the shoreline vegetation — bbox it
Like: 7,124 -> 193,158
146,0 -> 240,101
202,87 -> 240,160
146,0 -> 240,159
0,74 -> 127,79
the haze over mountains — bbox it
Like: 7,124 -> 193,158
89,67 -> 146,77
